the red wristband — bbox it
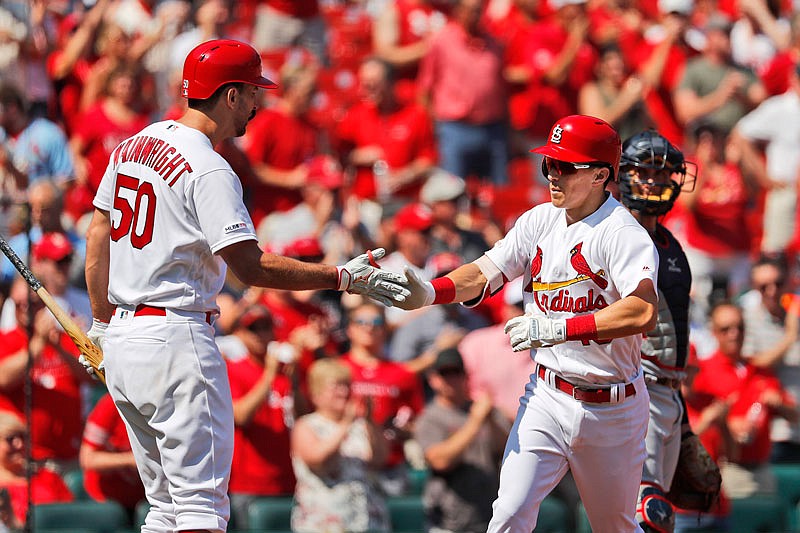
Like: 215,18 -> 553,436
431,276 -> 456,304
566,314 -> 598,341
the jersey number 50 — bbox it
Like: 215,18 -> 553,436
110,173 -> 157,249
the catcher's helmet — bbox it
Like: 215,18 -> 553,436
618,130 -> 696,216
182,39 -> 277,100
531,115 -> 622,180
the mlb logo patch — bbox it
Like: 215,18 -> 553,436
224,222 -> 248,234
550,125 -> 564,144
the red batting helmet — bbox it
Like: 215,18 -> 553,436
531,115 -> 622,180
182,39 -> 277,100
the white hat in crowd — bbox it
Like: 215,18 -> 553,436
420,168 -> 467,204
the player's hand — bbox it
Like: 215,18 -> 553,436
337,248 -> 410,306
78,354 -> 105,379
392,267 -> 435,311
504,314 -> 567,352
87,318 -> 108,350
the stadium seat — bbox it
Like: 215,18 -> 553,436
387,495 -> 425,533
729,494 -> 787,532
133,499 -> 149,528
408,468 -> 430,496
247,496 -> 294,532
771,463 -> 800,530
62,469 -> 88,501
33,501 -> 129,532
536,496 -> 571,533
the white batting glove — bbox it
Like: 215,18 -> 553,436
392,267 -> 435,311
80,319 -> 107,377
86,318 -> 108,349
337,248 -> 410,307
78,354 -> 105,378
504,314 -> 567,352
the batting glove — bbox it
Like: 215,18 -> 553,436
504,314 -> 567,352
392,267 -> 434,310
86,318 -> 108,349
337,248 -> 410,307
80,319 -> 107,377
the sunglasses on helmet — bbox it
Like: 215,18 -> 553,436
541,158 -> 601,177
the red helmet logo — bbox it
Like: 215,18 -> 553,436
182,39 -> 277,100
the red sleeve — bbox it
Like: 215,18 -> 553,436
82,394 -> 117,449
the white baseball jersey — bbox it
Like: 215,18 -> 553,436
94,120 -> 257,312
485,194 -> 658,384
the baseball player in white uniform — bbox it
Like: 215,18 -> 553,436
616,130 -> 694,532
81,39 -> 409,533
396,115 -> 659,532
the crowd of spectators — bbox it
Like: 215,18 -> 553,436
3,0 -> 800,530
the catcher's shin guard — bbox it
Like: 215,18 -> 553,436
637,482 -> 675,533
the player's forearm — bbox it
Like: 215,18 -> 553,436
593,281 -> 658,338
223,241 -> 338,290
447,263 -> 489,304
0,350 -> 30,390
85,209 -> 114,323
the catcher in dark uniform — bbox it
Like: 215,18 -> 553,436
615,130 -> 720,532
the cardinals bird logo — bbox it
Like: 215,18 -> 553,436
524,246 -> 543,292
569,243 -> 608,289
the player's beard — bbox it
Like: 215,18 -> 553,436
235,108 -> 257,137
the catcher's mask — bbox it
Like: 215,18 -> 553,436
618,130 -> 696,216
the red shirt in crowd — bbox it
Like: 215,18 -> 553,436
678,160 -> 751,256
417,20 -> 506,126
5,468 -> 73,524
622,28 -> 693,147
391,0 -> 449,103
320,2 -> 373,71
0,328 -> 82,462
265,0 -> 319,18
81,394 -> 144,509
340,353 -> 424,467
241,107 -> 318,225
335,100 -> 436,200
45,47 -> 93,136
691,350 -> 791,465
504,16 -> 597,136
66,102 -> 150,220
73,102 -> 149,192
227,356 -> 296,496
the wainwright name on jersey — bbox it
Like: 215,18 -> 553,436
485,195 -> 659,384
93,120 -> 257,312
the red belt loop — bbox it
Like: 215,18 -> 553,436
536,364 -> 635,404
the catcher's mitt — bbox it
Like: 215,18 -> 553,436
666,432 -> 722,512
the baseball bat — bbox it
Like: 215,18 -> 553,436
0,233 -> 106,384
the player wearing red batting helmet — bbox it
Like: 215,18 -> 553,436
532,114 -> 622,182
181,39 -> 277,100
393,114 -> 659,532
